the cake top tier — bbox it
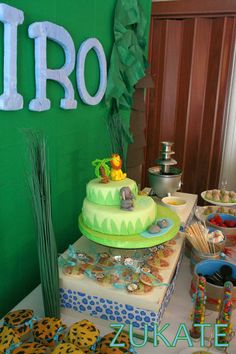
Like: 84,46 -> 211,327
86,178 -> 138,206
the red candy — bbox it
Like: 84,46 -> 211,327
225,220 -> 236,228
209,214 -> 236,228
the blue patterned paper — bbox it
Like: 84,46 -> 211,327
60,251 -> 183,331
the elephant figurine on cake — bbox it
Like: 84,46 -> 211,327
120,186 -> 134,211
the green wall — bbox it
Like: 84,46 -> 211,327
0,0 -> 151,317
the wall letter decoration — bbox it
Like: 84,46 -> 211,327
0,3 -> 24,110
76,38 -> 107,105
28,21 -> 77,111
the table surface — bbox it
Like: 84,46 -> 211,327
4,192 -> 236,353
10,255 -> 236,353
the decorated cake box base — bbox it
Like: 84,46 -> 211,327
59,235 -> 184,332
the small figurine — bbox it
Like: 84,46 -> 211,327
120,186 -> 134,211
92,158 -> 111,183
157,219 -> 169,228
110,154 -> 127,181
148,224 -> 161,234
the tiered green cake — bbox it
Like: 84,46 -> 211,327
79,177 -> 180,248
81,178 -> 157,235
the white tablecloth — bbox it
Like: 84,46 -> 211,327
5,193 -> 236,353
11,255 -> 236,353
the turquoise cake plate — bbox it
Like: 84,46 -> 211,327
79,204 -> 180,249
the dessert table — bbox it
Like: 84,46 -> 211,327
3,192 -> 236,353
10,255 -> 236,353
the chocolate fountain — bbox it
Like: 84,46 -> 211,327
148,141 -> 182,198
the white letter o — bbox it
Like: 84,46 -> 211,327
76,38 -> 107,105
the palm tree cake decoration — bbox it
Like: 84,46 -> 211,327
92,158 -> 111,183
92,154 -> 127,183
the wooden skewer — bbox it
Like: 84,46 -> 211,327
196,223 -> 210,253
197,223 -> 210,253
203,226 -> 211,253
186,226 -> 205,252
185,232 -> 199,250
185,222 -> 217,254
188,226 -> 202,251
191,224 -> 208,253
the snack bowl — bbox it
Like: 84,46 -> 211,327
207,228 -> 226,251
206,213 -> 236,246
191,259 -> 236,311
161,196 -> 187,212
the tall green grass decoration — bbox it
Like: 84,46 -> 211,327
27,131 -> 60,318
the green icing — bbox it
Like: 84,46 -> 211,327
110,219 -> 119,234
85,213 -> 149,235
120,220 -> 127,234
86,178 -> 138,206
82,195 -> 156,235
135,218 -> 143,233
106,190 -> 113,204
88,188 -> 96,203
93,215 -> 100,230
101,219 -> 109,233
97,190 -> 104,203
128,221 -> 135,234
144,217 -> 152,230
82,214 -> 87,225
79,204 -> 181,249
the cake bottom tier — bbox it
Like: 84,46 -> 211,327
82,195 -> 157,235
79,205 -> 180,249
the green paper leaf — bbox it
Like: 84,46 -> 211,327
101,218 -> 109,233
93,215 -> 100,230
105,190 -> 113,204
110,219 -> 119,234
135,218 -> 143,233
106,0 -> 148,165
120,220 -> 127,235
97,190 -> 104,203
128,221 -> 135,234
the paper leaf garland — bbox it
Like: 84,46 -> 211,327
105,0 -> 148,168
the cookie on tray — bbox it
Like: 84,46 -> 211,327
63,265 -> 85,279
76,252 -> 94,265
151,269 -> 164,283
126,281 -> 153,294
97,253 -> 114,267
147,255 -> 170,270
139,273 -> 155,286
33,317 -> 67,347
156,247 -> 174,258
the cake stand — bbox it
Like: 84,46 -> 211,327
79,204 -> 180,249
